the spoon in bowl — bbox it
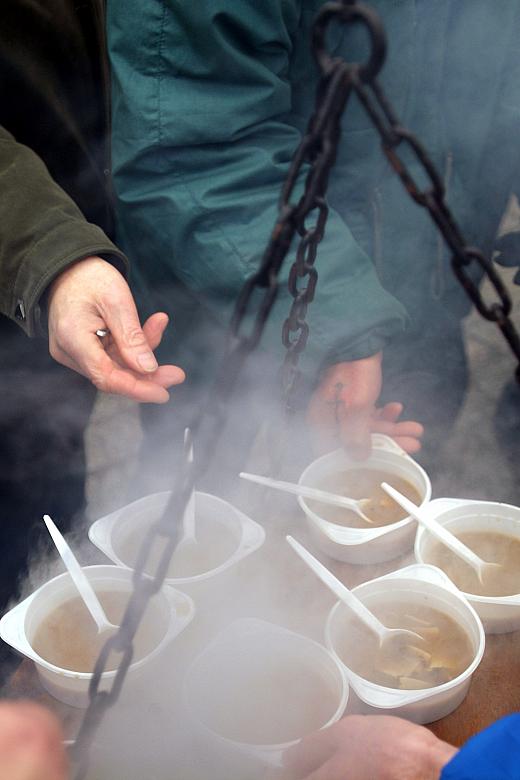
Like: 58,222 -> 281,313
286,535 -> 425,665
174,428 -> 197,556
43,514 -> 117,636
381,483 -> 501,585
240,472 -> 373,524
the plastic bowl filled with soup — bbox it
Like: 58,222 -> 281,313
298,435 -> 431,564
89,491 -> 265,598
325,564 -> 484,723
415,498 -> 520,634
0,565 -> 194,707
184,619 -> 348,771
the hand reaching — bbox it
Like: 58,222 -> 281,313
267,715 -> 456,780
48,256 -> 185,402
0,702 -> 68,780
307,354 -> 423,459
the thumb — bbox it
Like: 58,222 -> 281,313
142,312 -> 169,351
105,296 -> 159,374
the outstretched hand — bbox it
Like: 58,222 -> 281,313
267,715 -> 456,780
307,354 -> 423,459
0,701 -> 68,780
48,256 -> 185,402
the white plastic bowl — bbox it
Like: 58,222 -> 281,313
325,564 -> 484,723
183,618 -> 349,769
0,565 -> 194,707
415,498 -> 520,634
89,491 -> 265,594
298,435 -> 431,564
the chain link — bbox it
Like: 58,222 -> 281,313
279,63 -> 352,411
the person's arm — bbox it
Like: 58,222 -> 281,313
268,715 -> 456,780
109,0 -> 420,450
0,126 -> 126,336
0,701 -> 68,780
307,356 -> 423,458
0,127 -> 185,402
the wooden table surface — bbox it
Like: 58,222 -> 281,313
429,629 -> 520,745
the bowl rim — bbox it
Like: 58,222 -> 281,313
88,490 -> 265,584
0,564 -> 193,680
183,617 -> 350,752
324,568 -> 485,703
415,499 -> 520,604
298,441 -> 432,544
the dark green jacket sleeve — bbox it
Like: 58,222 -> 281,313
0,126 -> 128,336
109,0 -> 407,375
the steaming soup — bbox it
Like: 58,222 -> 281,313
115,514 -> 239,578
425,530 -> 520,597
31,590 -> 165,673
199,659 -> 340,745
308,469 -> 422,528
333,601 -> 474,690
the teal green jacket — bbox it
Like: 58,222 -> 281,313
108,0 -> 520,385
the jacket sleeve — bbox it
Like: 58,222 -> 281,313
109,0 -> 407,377
0,126 -> 128,336
440,714 -> 520,780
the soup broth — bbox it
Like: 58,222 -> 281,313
425,530 -> 520,596
115,514 -> 239,578
334,601 -> 474,690
32,590 -> 165,672
200,658 -> 339,745
309,469 -> 423,528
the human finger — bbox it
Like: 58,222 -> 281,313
101,291 -> 160,375
373,402 -> 404,422
102,339 -> 185,389
64,337 -> 184,396
0,702 -> 68,780
58,331 -> 171,402
370,418 -> 424,440
392,435 -> 422,454
91,354 -> 172,402
142,312 -> 169,351
148,364 -> 186,388
59,325 -> 185,399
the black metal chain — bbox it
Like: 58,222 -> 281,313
278,0 -> 519,414
309,0 -> 520,382
71,166 -> 300,780
278,64 -> 352,411
72,1 -> 520,775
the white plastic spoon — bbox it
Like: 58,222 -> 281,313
43,514 -> 117,635
175,428 -> 197,555
381,483 -> 500,585
286,535 -> 424,651
240,472 -> 373,524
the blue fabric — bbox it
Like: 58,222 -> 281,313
441,714 -> 520,780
